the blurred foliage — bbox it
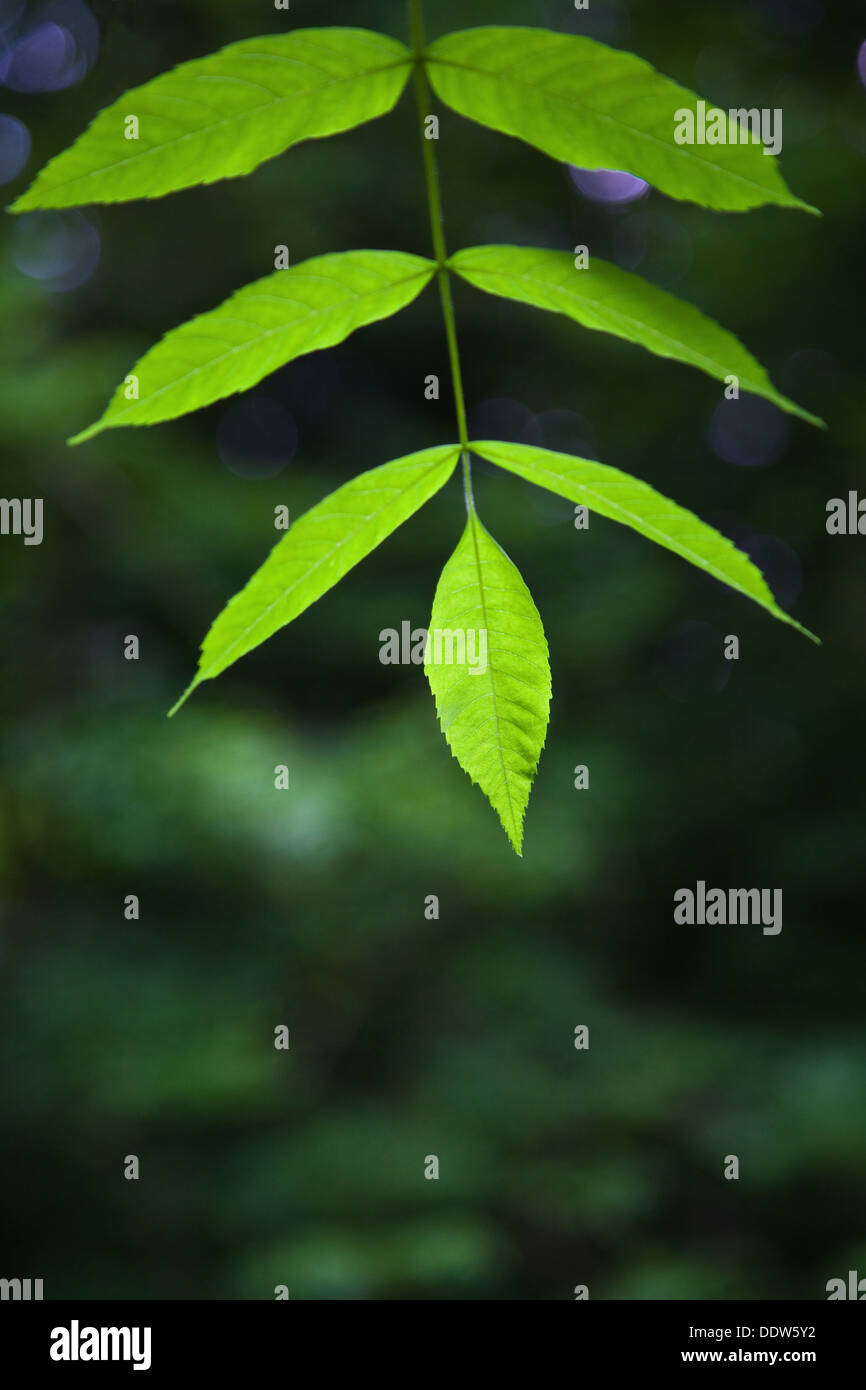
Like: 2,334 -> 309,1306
0,0 -> 864,1299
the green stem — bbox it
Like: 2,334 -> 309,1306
409,0 -> 474,514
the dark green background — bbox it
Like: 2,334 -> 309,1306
1,0 -> 864,1299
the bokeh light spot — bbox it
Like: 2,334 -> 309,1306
5,1 -> 99,93
216,398 -> 298,479
609,209 -> 692,285
653,620 -> 732,701
468,397 -> 541,447
745,535 -> 803,608
12,209 -> 100,291
569,166 -> 650,206
0,113 -> 30,183
708,396 -> 790,469
533,407 -> 597,460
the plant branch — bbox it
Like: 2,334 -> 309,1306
409,0 -> 474,513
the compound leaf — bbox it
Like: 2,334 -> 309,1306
472,440 -> 818,643
450,245 -> 822,427
425,510 -> 551,855
70,249 -> 436,443
171,443 -> 462,715
12,29 -> 413,211
427,27 -> 814,214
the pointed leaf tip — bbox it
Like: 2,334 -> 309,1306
167,681 -> 199,718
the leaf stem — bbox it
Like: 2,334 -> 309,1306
409,0 -> 474,514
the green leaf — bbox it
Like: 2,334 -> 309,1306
170,444 -> 461,715
450,245 -> 822,428
12,29 -> 412,211
70,250 -> 436,444
427,27 -> 815,214
425,510 -> 551,855
472,440 -> 819,643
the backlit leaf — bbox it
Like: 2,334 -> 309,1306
425,510 -> 551,854
472,440 -> 818,642
70,250 -> 436,443
170,444 -> 462,714
450,245 -> 822,427
12,29 -> 413,211
427,27 -> 815,214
